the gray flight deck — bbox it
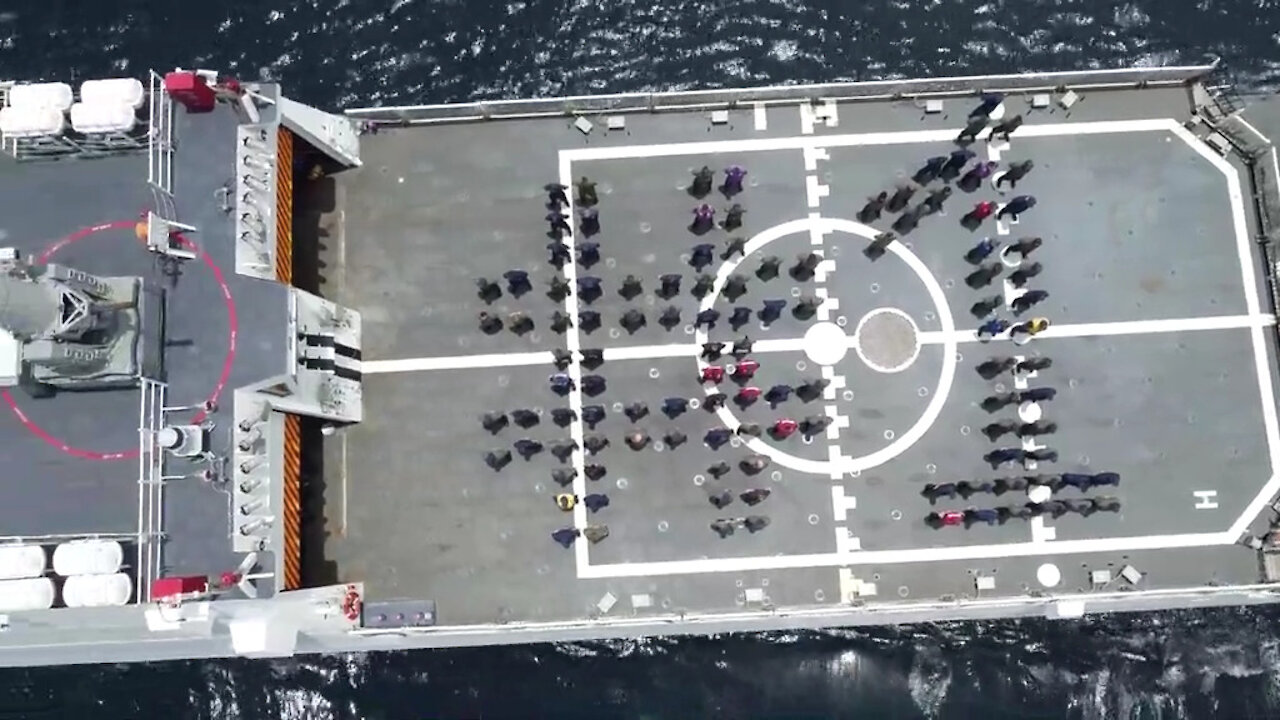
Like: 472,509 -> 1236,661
325,79 -> 1280,629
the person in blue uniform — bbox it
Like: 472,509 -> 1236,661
695,309 -> 721,329
545,183 -> 569,208
578,310 -> 601,333
511,409 -> 539,427
765,384 -> 792,406
577,275 -> 602,303
997,195 -> 1037,220
977,317 -> 1010,338
985,447 -> 1024,467
577,206 -> 600,236
705,427 -> 732,450
581,374 -> 606,396
1058,473 -> 1092,491
546,242 -> 571,268
967,508 -> 999,526
662,397 -> 688,417
969,93 -> 1003,118
659,273 -> 681,298
546,211 -> 572,237
913,156 -> 948,185
551,528 -> 580,548
1020,387 -> 1057,403
549,373 -> 575,394
503,269 -> 531,295
1090,472 -> 1121,487
514,438 -> 543,460
577,241 -> 600,267
941,148 -> 975,178
581,405 -> 605,429
690,243 -> 716,271
759,299 -> 787,324
583,494 -> 610,513
1011,289 -> 1049,314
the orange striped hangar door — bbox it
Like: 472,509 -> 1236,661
281,412 -> 303,590
275,126 -> 294,285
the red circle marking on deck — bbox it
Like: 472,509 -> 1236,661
2,220 -> 239,460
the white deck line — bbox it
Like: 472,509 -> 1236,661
577,530 -> 1232,579
560,118 -> 1175,162
557,156 -> 590,575
363,315 -> 1278,373
362,350 -> 554,374
1174,116 -> 1280,535
917,314 -> 1276,345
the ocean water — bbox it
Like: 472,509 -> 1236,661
0,0 -> 1279,717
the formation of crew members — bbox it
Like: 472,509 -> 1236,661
478,167 -> 840,546
922,472 -> 1123,527
853,93 -> 1118,530
475,168 -> 832,341
857,94 -> 1037,247
482,345 -> 838,546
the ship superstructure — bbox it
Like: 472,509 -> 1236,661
0,63 -> 1278,666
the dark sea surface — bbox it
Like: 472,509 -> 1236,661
0,0 -> 1279,718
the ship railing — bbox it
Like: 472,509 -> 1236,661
136,377 -> 167,603
147,70 -> 175,196
1193,95 -> 1280,334
345,62 -> 1219,124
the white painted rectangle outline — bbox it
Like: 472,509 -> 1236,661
547,117 -> 1280,578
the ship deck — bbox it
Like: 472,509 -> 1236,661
322,84 -> 1280,627
0,99 -> 286,589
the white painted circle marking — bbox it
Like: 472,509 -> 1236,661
1037,563 -> 1062,588
1000,246 -> 1023,269
803,321 -> 849,366
852,307 -> 922,374
691,216 -> 958,476
1018,401 -> 1042,423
